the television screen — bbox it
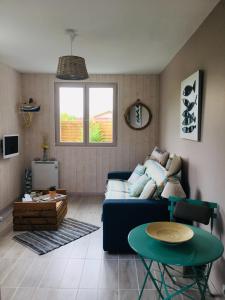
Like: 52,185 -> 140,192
3,135 -> 19,159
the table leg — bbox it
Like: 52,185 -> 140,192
160,263 -> 212,300
138,258 -> 153,300
158,263 -> 170,298
137,258 -> 213,300
139,256 -> 164,299
192,263 -> 213,300
163,265 -> 177,286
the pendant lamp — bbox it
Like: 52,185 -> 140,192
56,29 -> 88,80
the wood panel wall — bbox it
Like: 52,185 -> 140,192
21,74 -> 159,194
0,63 -> 24,213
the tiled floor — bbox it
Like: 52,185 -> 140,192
0,196 -> 216,299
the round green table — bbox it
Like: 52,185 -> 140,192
128,223 -> 224,300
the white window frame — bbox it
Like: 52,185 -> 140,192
55,82 -> 117,146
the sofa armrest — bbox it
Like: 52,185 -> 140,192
102,198 -> 169,252
107,171 -> 132,180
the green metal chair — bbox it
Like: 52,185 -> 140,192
166,196 -> 218,298
168,196 -> 217,232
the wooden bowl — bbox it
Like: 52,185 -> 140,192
145,222 -> 194,244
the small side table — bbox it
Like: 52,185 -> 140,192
128,223 -> 224,300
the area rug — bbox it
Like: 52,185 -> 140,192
13,218 -> 100,255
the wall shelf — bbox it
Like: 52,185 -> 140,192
19,98 -> 40,128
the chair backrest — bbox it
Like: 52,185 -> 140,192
168,196 -> 217,232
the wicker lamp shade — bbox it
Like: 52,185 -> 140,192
56,55 -> 88,80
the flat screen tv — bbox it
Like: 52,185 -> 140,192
3,134 -> 19,159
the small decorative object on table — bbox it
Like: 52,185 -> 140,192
49,186 -> 57,198
32,191 -> 66,202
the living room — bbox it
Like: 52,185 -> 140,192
0,0 -> 224,299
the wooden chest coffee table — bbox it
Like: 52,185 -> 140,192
13,189 -> 67,231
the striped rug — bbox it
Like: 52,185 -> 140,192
13,218 -> 100,255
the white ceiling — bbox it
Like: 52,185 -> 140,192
0,0 -> 219,74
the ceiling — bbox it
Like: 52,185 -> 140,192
0,0 -> 219,74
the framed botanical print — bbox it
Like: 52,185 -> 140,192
180,70 -> 203,141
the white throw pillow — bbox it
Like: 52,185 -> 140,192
129,174 -> 150,197
128,164 -> 146,184
139,180 -> 156,199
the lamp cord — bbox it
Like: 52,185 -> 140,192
70,36 -> 72,55
70,33 -> 74,55
66,29 -> 77,56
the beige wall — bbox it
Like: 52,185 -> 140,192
159,1 -> 225,292
0,63 -> 24,218
21,74 -> 159,194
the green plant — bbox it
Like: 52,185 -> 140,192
60,112 -> 76,121
89,121 -> 103,142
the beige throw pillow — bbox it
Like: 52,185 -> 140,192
150,147 -> 169,167
166,154 -> 182,176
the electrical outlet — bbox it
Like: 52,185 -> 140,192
222,284 -> 225,296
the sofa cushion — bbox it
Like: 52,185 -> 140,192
144,159 -> 169,199
129,174 -> 150,197
144,159 -> 167,187
127,164 -> 146,184
107,179 -> 130,193
105,191 -> 138,200
139,180 -> 156,199
166,154 -> 182,176
150,146 -> 169,166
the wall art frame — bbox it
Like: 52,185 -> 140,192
180,70 -> 203,141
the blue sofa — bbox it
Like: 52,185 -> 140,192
102,170 -> 169,252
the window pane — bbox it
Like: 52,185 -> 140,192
89,87 -> 114,143
59,87 -> 84,143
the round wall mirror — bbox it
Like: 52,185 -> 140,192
124,99 -> 152,130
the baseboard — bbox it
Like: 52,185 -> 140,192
0,204 -> 13,223
0,212 -> 13,237
68,192 -> 104,198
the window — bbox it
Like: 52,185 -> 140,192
55,83 -> 117,146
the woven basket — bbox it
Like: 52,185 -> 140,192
56,55 -> 88,80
